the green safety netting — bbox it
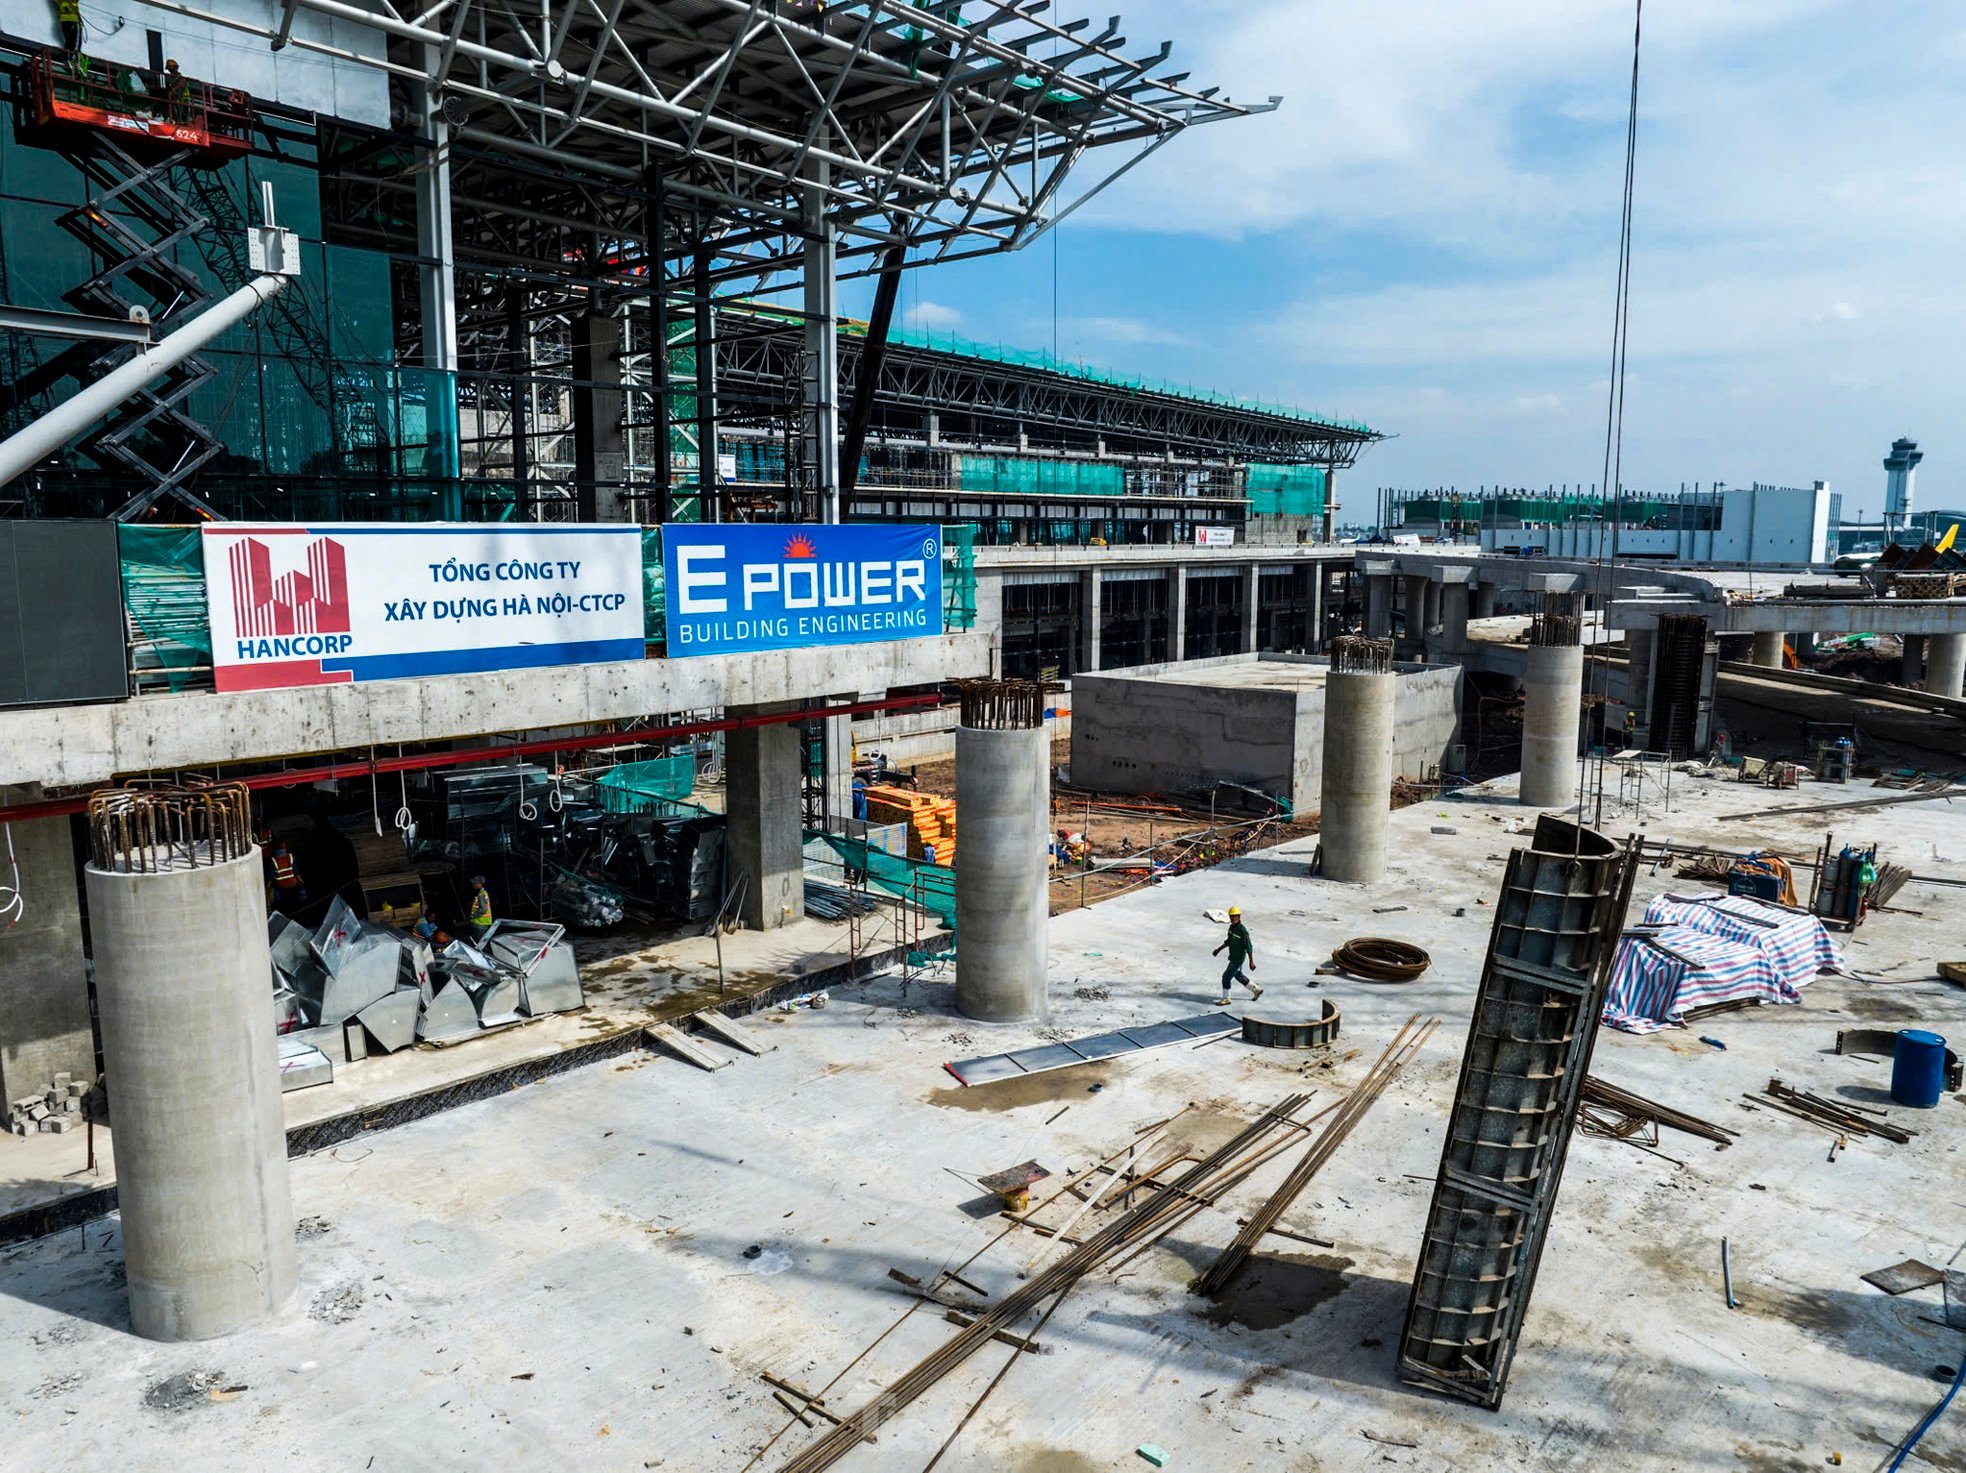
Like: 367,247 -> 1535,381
807,830 -> 956,927
641,526 -> 664,638
118,525 -> 210,692
594,755 -> 698,813
878,323 -> 1375,436
956,454 -> 1123,497
1245,463 -> 1327,518
942,522 -> 977,631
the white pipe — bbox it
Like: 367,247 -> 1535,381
0,274 -> 289,490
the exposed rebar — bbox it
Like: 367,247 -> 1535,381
957,678 -> 1047,731
1529,592 -> 1582,648
1329,635 -> 1393,674
87,779 -> 252,873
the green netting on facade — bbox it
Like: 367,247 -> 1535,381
594,756 -> 698,813
956,454 -> 1124,497
641,526 -> 664,637
880,323 -> 1375,436
1245,464 -> 1327,518
942,522 -> 977,631
807,831 -> 956,927
118,525 -> 209,692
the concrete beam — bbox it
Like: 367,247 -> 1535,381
0,634 -> 992,789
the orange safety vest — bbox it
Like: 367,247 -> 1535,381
271,851 -> 299,890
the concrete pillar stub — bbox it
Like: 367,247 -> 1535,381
954,724 -> 1050,1023
87,847 -> 295,1341
1520,642 -> 1585,808
1319,670 -> 1395,883
1924,632 -> 1966,697
1749,630 -> 1787,668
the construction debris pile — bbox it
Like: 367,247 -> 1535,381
7,1073 -> 87,1137
268,899 -> 584,1089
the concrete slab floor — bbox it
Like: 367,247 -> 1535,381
1,773 -> 1963,1470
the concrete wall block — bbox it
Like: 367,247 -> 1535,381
0,798 -> 97,1107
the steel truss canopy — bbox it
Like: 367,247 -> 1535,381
172,0 -> 1273,268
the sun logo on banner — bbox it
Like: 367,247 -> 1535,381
783,533 -> 818,559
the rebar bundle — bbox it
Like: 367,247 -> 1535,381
957,678 -> 1047,731
1193,1015 -> 1436,1297
87,778 -> 252,873
1329,635 -> 1392,674
778,1091 -> 1326,1472
1579,1075 -> 1737,1148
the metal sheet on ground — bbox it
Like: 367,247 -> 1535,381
947,1013 -> 1241,1086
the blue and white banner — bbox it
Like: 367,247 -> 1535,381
662,523 -> 944,657
203,523 -> 645,692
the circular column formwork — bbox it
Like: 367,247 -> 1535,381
85,785 -> 294,1341
954,688 -> 1051,1023
1519,641 -> 1585,809
1320,667 -> 1396,883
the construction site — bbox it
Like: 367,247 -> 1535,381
0,2 -> 1963,1470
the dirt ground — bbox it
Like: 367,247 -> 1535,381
900,737 -> 1324,915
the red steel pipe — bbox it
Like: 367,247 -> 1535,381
0,692 -> 944,823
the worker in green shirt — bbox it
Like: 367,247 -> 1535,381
467,875 -> 494,940
1211,904 -> 1262,1006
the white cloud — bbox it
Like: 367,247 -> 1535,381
1511,392 -> 1565,415
901,300 -> 962,332
1062,315 -> 1188,348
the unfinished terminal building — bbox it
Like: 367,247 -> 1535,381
0,1 -> 1964,1469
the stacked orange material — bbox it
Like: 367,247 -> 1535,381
862,785 -> 959,865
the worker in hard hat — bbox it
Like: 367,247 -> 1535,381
161,57 -> 189,120
467,875 -> 494,940
268,839 -> 306,914
1211,905 -> 1261,1005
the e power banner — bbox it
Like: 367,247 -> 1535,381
203,523 -> 645,693
662,523 -> 944,657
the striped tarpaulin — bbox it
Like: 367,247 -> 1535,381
1603,927 -> 1785,1034
1643,892 -> 1843,988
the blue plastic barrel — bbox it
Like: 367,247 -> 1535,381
1891,1029 -> 1948,1108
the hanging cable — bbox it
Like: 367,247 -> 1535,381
0,823 -> 23,929
1580,0 -> 1644,824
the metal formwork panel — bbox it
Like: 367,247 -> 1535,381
1397,817 -> 1636,1409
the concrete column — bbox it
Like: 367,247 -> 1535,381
1309,567 -> 1326,650
1320,669 -> 1395,882
1439,581 -> 1470,654
1520,643 -> 1585,808
1625,629 -> 1657,744
1364,575 -> 1393,639
954,723 -> 1050,1022
1425,580 -> 1442,633
1923,632 -> 1966,697
1472,582 -> 1498,619
821,709 -> 854,829
572,309 -> 628,521
0,787 -> 95,1107
1079,568 -> 1102,674
87,847 -> 294,1341
1749,630 -> 1787,668
725,709 -> 804,930
1166,567 -> 1188,661
1902,634 -> 1926,687
1241,564 -> 1261,653
1403,575 -> 1429,641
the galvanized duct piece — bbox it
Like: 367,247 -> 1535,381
87,779 -> 252,873
1396,816 -> 1637,1409
1330,635 -> 1393,674
957,677 -> 1047,730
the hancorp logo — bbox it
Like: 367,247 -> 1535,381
230,535 -> 352,639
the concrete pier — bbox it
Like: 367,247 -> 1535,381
954,700 -> 1050,1023
725,711 -> 805,932
1319,655 -> 1395,883
86,825 -> 294,1341
1923,632 -> 1966,697
1520,640 -> 1584,809
1749,630 -> 1787,668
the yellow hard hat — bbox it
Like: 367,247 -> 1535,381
1228,905 -> 1241,917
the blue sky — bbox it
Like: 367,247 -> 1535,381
857,1 -> 1966,519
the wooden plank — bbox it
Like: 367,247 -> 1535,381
691,1009 -> 765,1056
645,1022 -> 730,1071
943,1309 -> 1050,1354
